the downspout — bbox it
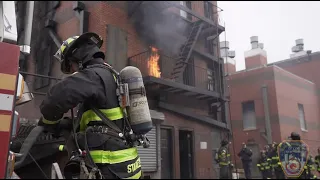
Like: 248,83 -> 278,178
21,1 -> 34,55
261,85 -> 272,144
73,1 -> 89,34
21,1 -> 35,93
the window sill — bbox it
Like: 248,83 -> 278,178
243,128 -> 257,131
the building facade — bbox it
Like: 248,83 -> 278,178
14,1 -> 229,179
224,37 -> 320,177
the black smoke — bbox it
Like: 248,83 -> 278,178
132,2 -> 189,56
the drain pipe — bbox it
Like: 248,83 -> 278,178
20,1 -> 34,55
261,85 -> 272,144
73,1 -> 89,34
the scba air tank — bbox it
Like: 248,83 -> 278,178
119,66 -> 153,135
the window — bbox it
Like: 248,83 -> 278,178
209,103 -> 218,120
298,104 -> 307,131
183,57 -> 195,86
179,1 -> 192,21
207,69 -> 214,91
203,1 -> 214,21
242,101 -> 257,130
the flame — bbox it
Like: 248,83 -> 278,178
148,47 -> 161,78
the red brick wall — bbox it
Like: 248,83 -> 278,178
245,54 -> 267,69
228,66 -> 280,165
273,67 -> 320,155
228,65 -> 320,165
277,57 -> 320,88
55,2 -> 147,59
87,2 -> 147,58
161,109 -> 219,179
224,63 -> 236,74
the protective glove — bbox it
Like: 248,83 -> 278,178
37,116 -> 61,138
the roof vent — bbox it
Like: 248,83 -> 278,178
292,46 -> 300,53
220,41 -> 230,49
228,51 -> 236,58
250,36 -> 259,49
258,43 -> 264,49
296,39 -> 304,46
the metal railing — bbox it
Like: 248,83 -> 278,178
128,51 -> 218,92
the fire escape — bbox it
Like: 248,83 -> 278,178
171,20 -> 204,81
128,1 -> 225,98
128,1 -> 228,129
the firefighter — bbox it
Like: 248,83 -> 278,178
216,140 -> 233,179
269,142 -> 285,179
38,32 -> 142,179
302,155 -> 317,179
315,148 -> 320,173
257,150 -> 272,179
238,142 -> 252,179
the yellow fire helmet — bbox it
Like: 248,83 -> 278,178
54,32 -> 103,74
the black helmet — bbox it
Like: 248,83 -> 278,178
221,139 -> 229,146
54,32 -> 104,74
290,132 -> 301,140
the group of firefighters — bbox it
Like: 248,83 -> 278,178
216,132 -> 320,179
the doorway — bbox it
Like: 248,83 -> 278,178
179,130 -> 194,179
161,128 -> 174,179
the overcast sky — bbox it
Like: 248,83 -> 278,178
218,1 -> 320,71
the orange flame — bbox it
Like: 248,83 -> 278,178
148,47 -> 161,78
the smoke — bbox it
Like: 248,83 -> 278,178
134,4 -> 189,56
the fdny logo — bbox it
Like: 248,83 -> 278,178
278,140 -> 309,178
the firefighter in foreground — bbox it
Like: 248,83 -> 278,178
269,142 -> 285,179
216,140 -> 233,179
37,32 -> 152,179
257,150 -> 272,179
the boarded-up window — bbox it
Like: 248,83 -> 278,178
242,101 -> 257,130
106,25 -> 128,72
298,103 -> 307,131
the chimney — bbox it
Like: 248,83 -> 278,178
290,38 -> 308,58
244,36 -> 267,69
220,41 -> 236,74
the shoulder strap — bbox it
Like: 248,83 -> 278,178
91,107 -> 122,133
86,63 -> 125,134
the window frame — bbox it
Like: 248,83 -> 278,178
242,100 -> 257,131
298,103 -> 307,131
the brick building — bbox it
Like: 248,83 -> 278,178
14,1 -> 229,179
223,37 -> 320,177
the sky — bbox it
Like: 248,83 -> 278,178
217,1 -> 320,71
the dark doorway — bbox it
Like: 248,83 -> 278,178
179,130 -> 194,179
161,128 -> 174,179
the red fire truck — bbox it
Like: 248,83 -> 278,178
0,1 -> 35,178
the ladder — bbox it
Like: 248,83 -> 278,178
171,20 -> 204,81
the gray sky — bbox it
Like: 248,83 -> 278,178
218,1 -> 320,71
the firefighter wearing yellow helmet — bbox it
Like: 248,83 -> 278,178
37,32 -> 142,179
